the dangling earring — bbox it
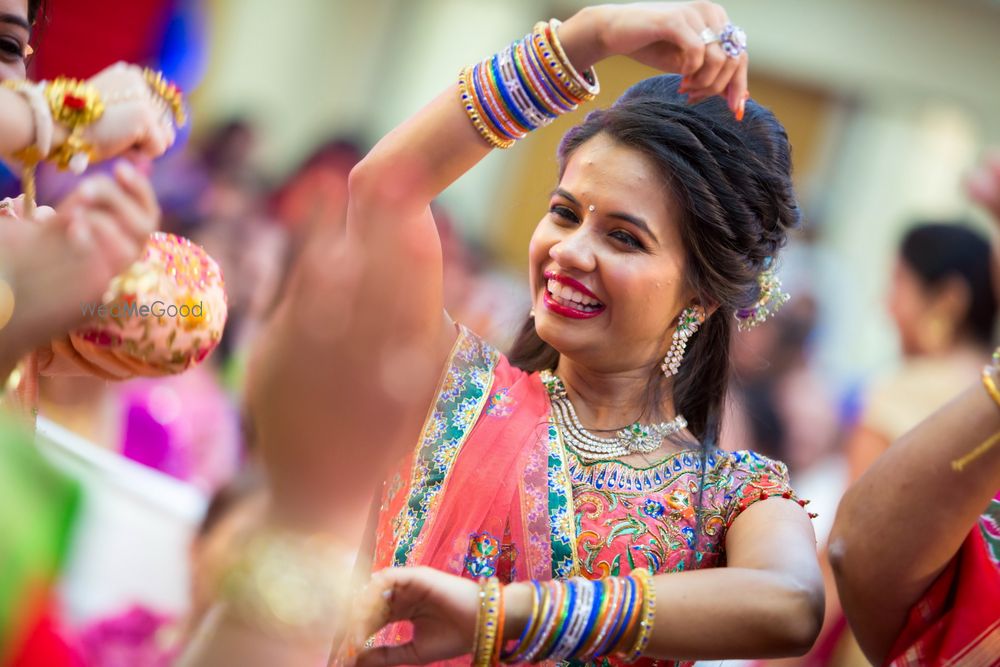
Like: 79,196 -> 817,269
529,307 -> 536,318
661,306 -> 702,378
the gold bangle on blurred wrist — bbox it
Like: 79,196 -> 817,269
952,347 -> 1000,471
222,525 -> 354,644
472,576 -> 504,667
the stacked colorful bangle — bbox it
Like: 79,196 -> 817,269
497,570 -> 655,664
459,18 -> 600,149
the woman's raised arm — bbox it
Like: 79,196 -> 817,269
346,2 -> 749,366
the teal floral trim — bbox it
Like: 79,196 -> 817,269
547,422 -> 578,578
391,327 -> 499,567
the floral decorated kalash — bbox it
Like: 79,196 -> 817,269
1,68 -> 226,417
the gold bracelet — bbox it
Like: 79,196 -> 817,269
45,77 -> 104,174
222,526 -> 354,644
472,577 -> 503,667
623,569 -> 656,663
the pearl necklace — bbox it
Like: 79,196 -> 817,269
540,370 -> 687,462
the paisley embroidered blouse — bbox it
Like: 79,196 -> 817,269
570,447 -> 799,579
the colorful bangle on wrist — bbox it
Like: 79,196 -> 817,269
458,17 -> 600,150
498,572 -> 656,664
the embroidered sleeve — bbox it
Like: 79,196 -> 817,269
722,451 -> 814,528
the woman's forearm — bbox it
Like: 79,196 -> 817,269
829,381 -> 1000,662
504,567 -> 822,661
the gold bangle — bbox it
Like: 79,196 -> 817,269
531,22 -> 596,105
45,77 -> 104,174
222,526 -> 354,644
546,19 -> 600,100
623,569 -> 656,662
472,577 -> 503,667
458,67 -> 514,149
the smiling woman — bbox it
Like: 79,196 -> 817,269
214,3 -> 823,666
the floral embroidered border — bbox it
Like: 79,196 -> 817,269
391,327 -> 499,567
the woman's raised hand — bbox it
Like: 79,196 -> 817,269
562,2 -> 749,114
0,162 -> 159,367
83,62 -> 178,161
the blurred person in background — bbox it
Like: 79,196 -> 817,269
848,221 -> 997,479
831,152 -> 1000,667
273,136 -> 362,237
75,468 -> 267,666
756,223 -> 997,667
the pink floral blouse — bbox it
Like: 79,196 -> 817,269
569,447 -> 803,578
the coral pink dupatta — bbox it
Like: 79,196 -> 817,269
370,327 -> 577,653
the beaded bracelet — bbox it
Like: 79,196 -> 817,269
458,18 -> 600,149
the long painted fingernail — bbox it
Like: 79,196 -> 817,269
736,98 -> 746,122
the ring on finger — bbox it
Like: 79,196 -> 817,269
699,27 -> 720,45
719,23 -> 748,58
